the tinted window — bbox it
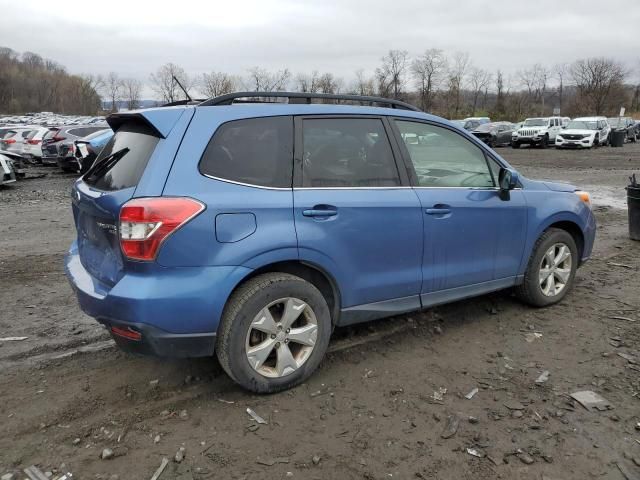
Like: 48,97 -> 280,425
21,130 -> 32,138
301,118 -> 400,188
199,116 -> 293,188
395,120 -> 494,188
83,122 -> 159,191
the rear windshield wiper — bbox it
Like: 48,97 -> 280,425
83,147 -> 130,183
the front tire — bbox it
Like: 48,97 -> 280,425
512,142 -> 521,149
539,135 -> 549,149
515,228 -> 578,307
216,273 -> 331,393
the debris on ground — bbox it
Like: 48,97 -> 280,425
432,387 -> 447,402
312,455 -> 321,465
609,315 -> 637,322
440,414 -> 460,439
466,448 -> 485,458
23,466 -> 51,480
616,461 -> 640,480
570,391 -> 613,412
517,450 -> 535,465
618,352 -> 638,364
101,448 -> 114,460
524,332 -> 543,343
1,474 -> 14,480
246,407 -> 268,425
0,337 -> 28,342
174,447 -> 186,463
465,387 -> 479,400
149,458 -> 169,480
535,370 -> 550,384
256,457 -> 290,466
504,400 -> 525,411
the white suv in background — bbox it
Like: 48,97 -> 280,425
555,117 -> 610,149
512,116 -> 564,148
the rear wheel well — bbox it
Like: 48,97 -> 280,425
547,221 -> 584,263
232,261 -> 340,325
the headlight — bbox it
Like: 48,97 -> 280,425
575,190 -> 591,208
556,135 -> 563,140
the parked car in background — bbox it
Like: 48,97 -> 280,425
23,127 -> 50,162
452,119 -> 482,131
607,117 -> 637,143
65,92 -> 596,393
0,126 -> 35,155
73,128 -> 114,173
555,117 -> 610,149
0,153 -> 18,185
471,122 -> 515,147
511,116 -> 564,148
465,116 -> 491,125
41,125 -> 108,168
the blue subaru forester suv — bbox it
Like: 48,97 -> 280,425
65,92 -> 596,393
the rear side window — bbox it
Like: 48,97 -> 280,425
199,116 -> 293,188
301,118 -> 400,187
83,122 -> 159,191
43,129 -> 59,140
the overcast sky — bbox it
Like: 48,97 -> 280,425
2,0 -> 639,97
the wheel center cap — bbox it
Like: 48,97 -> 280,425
276,332 -> 287,342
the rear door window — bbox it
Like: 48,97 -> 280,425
300,118 -> 400,187
83,122 -> 159,191
199,116 -> 293,188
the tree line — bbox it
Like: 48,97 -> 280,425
2,46 -> 639,120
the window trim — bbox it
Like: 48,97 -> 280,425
197,115 -> 295,190
292,114 -> 410,190
389,117 -> 506,190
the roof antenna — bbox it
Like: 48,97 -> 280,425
172,75 -> 192,102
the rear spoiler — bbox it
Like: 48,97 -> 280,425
106,108 -> 187,139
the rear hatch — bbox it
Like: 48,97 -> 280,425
72,122 -> 161,286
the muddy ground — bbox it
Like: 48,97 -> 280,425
1,144 -> 639,480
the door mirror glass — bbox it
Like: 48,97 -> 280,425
498,168 -> 518,191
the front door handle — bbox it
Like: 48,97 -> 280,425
303,207 -> 338,217
425,208 -> 451,215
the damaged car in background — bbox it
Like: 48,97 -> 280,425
470,121 -> 515,148
0,152 -> 19,185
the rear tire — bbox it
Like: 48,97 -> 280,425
515,228 -> 578,308
216,273 -> 331,393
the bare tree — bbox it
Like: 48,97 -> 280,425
446,52 -> 470,117
468,67 -> 491,115
518,64 -> 549,114
246,67 -> 291,91
104,72 -> 123,112
411,48 -> 447,111
200,71 -> 237,97
570,57 -> 627,115
553,63 -> 569,114
376,50 -> 408,99
122,78 -> 142,110
494,70 -> 505,117
149,63 -> 193,103
295,71 -> 320,92
352,69 -> 376,96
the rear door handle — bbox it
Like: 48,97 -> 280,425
302,207 -> 338,217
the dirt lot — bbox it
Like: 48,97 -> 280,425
1,144 -> 639,480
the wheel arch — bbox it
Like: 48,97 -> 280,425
530,214 -> 586,266
223,260 -> 342,329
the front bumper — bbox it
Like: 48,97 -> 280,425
64,241 -> 251,358
556,138 -> 592,148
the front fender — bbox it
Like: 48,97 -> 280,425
519,191 -> 596,273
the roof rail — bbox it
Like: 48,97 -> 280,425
198,91 -> 421,112
161,99 -> 206,107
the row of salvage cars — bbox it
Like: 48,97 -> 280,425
0,122 -> 113,185
453,115 -> 640,149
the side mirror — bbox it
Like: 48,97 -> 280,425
498,168 -> 519,200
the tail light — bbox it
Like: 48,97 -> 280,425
51,135 -> 66,142
119,197 -> 205,261
111,325 -> 142,341
2,138 -> 16,144
27,139 -> 42,145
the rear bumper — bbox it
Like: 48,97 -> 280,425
64,241 -> 251,357
41,155 -> 59,165
104,319 -> 216,357
57,156 -> 80,171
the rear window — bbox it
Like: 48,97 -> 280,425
83,122 -> 159,191
199,116 -> 293,188
43,129 -> 59,140
68,126 -> 105,138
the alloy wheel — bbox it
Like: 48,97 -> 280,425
538,243 -> 572,297
245,297 -> 318,378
